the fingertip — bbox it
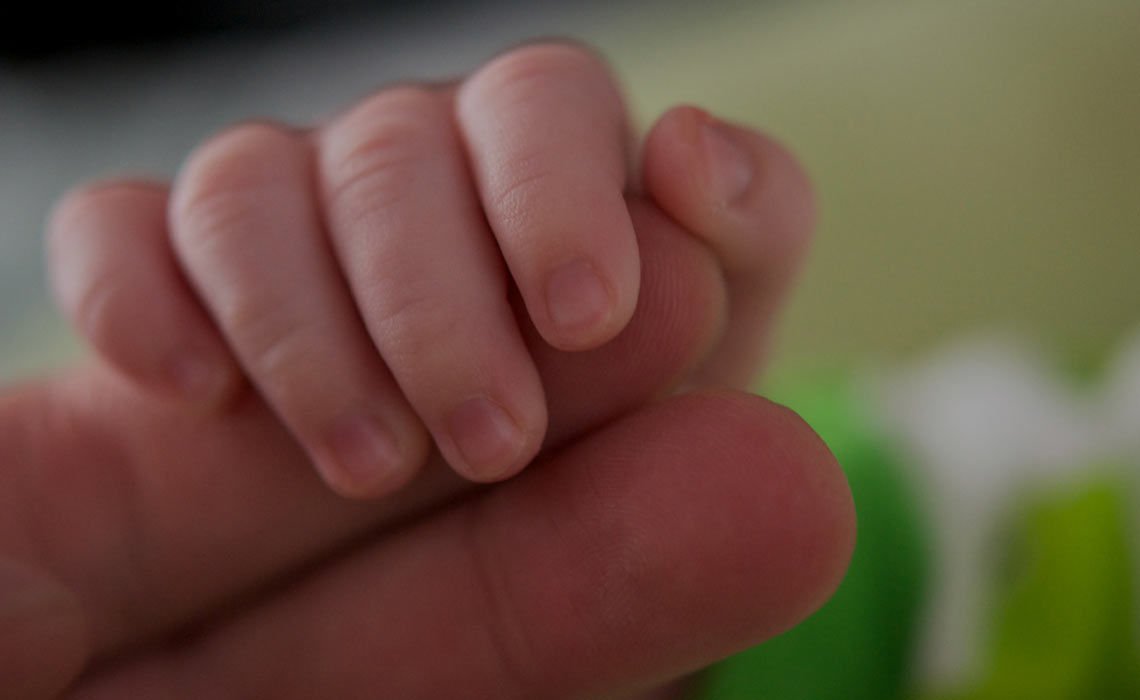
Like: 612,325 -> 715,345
46,179 -> 243,410
642,105 -> 815,271
640,104 -> 706,208
641,107 -> 817,384
619,389 -> 856,638
313,410 -> 430,500
539,252 -> 639,352
528,196 -> 728,442
443,390 -> 548,484
695,389 -> 856,623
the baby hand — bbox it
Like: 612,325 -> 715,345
46,42 -> 813,499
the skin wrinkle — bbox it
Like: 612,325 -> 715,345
319,116 -> 443,226
462,504 -> 538,700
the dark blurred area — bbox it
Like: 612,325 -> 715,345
2,0 -> 450,60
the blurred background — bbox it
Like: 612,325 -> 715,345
2,0 -> 1137,697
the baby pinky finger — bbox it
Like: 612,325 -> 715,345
47,179 -> 239,405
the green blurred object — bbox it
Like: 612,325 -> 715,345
693,377 -> 1140,700
694,376 -> 930,699
935,476 -> 1140,700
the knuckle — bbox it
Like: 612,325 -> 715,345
178,122 -> 298,201
319,88 -> 446,219
486,166 -> 558,225
171,122 -> 301,250
48,179 -> 163,245
68,269 -> 123,343
46,180 -> 168,340
169,187 -> 251,262
341,84 -> 443,128
366,285 -> 461,368
471,41 -> 610,99
234,309 -> 325,403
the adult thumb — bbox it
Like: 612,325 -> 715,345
0,559 -> 87,699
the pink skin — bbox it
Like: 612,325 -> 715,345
69,391 -> 854,700
642,106 -> 817,387
5,42 -> 849,698
47,44 -> 814,500
0,368 -> 853,698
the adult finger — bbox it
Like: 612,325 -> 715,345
0,559 -> 86,700
642,105 -> 816,387
72,391 -> 855,700
46,180 -> 239,405
170,122 -> 431,497
0,194 -> 725,671
457,42 -> 640,351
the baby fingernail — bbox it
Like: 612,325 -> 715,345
545,258 -> 612,341
700,119 -> 756,207
447,396 -> 525,481
322,412 -> 403,497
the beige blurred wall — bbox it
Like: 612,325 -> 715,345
606,0 -> 1140,369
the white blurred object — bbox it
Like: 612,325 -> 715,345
1102,329 -> 1140,457
873,331 -> 1139,690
